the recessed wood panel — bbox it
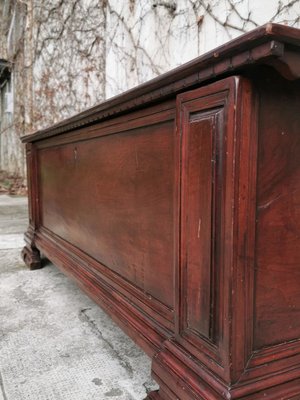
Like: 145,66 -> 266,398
183,110 -> 223,342
39,119 -> 176,309
177,82 -> 237,372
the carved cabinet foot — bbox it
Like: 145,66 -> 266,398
22,245 -> 42,270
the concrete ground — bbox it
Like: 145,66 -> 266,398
0,195 -> 157,400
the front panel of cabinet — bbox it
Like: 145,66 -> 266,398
38,111 -> 177,327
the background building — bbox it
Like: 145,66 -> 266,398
0,0 -> 299,180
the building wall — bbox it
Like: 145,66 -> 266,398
0,0 -> 26,177
0,0 -> 299,177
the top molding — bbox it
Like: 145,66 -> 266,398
22,23 -> 300,143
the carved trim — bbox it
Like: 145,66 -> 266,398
151,340 -> 226,399
248,339 -> 300,367
265,48 -> 300,80
35,100 -> 176,150
22,24 -> 300,144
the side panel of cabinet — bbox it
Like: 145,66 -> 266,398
254,77 -> 300,349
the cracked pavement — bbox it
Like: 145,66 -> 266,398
0,195 -> 157,400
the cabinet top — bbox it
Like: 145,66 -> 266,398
23,23 -> 300,143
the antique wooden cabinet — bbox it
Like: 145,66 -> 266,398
22,24 -> 300,399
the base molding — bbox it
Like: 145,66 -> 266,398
145,388 -> 174,400
145,391 -> 163,399
26,231 -> 300,399
149,341 -> 300,400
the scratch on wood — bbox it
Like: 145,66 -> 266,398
258,194 -> 283,210
135,145 -> 139,169
74,147 -> 78,162
197,218 -> 201,238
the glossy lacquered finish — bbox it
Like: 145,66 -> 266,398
22,24 -> 300,399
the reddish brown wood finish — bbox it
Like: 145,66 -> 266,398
22,143 -> 42,270
22,24 -> 300,399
